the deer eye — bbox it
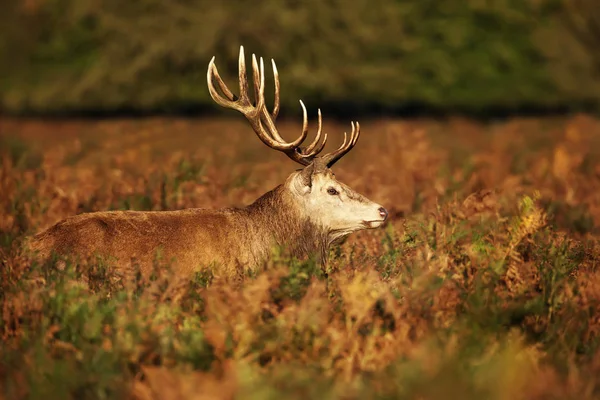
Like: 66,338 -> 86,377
327,187 -> 339,196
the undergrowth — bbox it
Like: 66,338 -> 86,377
1,115 -> 599,399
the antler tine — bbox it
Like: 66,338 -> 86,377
321,121 -> 361,168
255,55 -> 266,115
298,100 -> 309,146
253,55 -> 288,144
271,59 -> 280,119
340,131 -> 348,149
253,56 -> 281,120
251,54 -> 261,108
302,107 -> 328,155
237,46 -> 250,105
207,57 -> 235,106
352,121 -> 361,146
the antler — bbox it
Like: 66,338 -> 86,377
320,121 -> 360,168
207,46 -> 360,168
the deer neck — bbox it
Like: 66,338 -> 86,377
244,185 -> 329,264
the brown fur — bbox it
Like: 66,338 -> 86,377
27,182 -> 328,281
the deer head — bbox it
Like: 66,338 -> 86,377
207,46 -> 388,240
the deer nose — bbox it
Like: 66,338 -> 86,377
378,207 -> 388,220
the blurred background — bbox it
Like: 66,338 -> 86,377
3,4 -> 600,397
1,0 -> 599,118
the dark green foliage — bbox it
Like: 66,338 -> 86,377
1,0 -> 597,116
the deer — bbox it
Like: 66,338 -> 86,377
26,46 -> 388,282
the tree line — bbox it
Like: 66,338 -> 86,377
1,0 -> 599,117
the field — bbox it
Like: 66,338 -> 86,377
1,114 -> 600,399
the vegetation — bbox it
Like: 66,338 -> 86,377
1,114 -> 599,399
2,0 -> 600,116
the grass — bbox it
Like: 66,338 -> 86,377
1,115 -> 599,399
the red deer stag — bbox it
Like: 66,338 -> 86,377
28,46 -> 388,280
